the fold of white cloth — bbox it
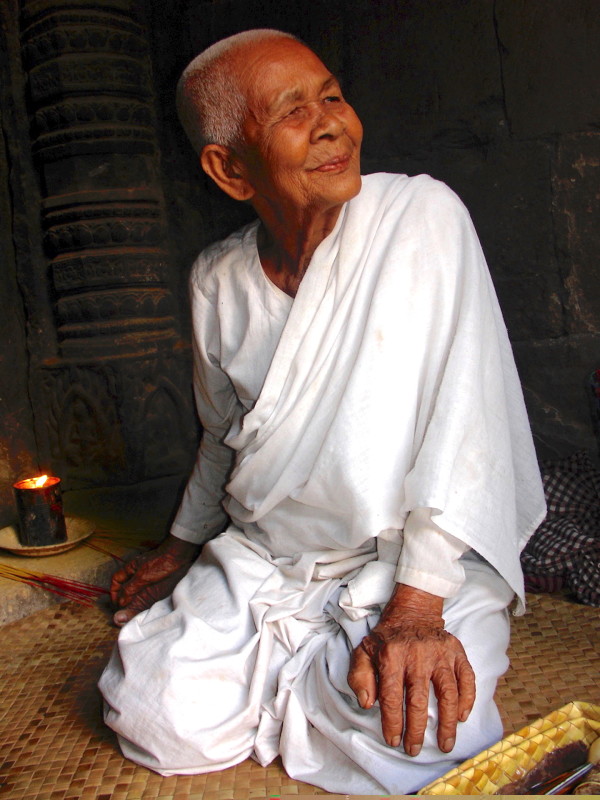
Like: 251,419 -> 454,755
100,530 -> 514,795
223,173 -> 545,611
99,172 -> 546,794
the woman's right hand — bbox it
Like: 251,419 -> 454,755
110,535 -> 202,627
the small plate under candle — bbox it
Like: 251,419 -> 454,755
0,517 -> 95,557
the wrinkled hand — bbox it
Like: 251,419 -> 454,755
347,584 -> 475,757
110,535 -> 201,627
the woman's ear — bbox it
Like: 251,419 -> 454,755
200,145 -> 255,202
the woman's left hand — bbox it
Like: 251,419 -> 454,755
347,584 -> 475,756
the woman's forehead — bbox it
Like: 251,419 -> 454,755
234,39 -> 334,112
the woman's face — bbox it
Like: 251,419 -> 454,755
233,38 -> 363,223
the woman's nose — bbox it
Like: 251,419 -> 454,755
310,106 -> 345,141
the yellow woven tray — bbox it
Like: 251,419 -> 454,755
418,700 -> 600,795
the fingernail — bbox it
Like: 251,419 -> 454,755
442,737 -> 455,752
114,611 -> 129,625
391,735 -> 401,747
407,743 -> 421,757
358,690 -> 369,708
459,708 -> 470,722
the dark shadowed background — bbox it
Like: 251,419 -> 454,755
1,0 -> 598,528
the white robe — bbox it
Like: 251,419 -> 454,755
99,173 -> 546,794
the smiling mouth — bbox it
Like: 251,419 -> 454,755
313,155 -> 352,173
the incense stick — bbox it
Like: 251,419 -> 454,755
0,530 -> 160,607
0,564 -> 109,606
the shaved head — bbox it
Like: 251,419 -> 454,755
176,29 -> 300,153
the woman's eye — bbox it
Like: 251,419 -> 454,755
324,95 -> 342,103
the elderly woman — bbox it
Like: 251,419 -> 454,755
99,29 -> 545,794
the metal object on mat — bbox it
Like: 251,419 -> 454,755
418,701 -> 600,795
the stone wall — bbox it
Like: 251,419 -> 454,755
0,0 -> 198,529
1,0 -> 598,527
0,0 -> 47,525
148,0 -> 600,461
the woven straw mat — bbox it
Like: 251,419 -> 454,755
0,592 -> 598,799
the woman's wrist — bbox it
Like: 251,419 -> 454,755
163,534 -> 202,561
379,583 -> 445,630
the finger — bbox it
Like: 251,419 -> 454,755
113,591 -> 152,626
116,550 -> 192,606
117,561 -> 188,607
347,643 -> 378,709
113,607 -> 138,627
109,556 -> 146,604
432,665 -> 459,753
110,574 -> 124,605
455,653 -> 476,722
402,668 -> 430,756
110,563 -> 136,603
112,582 -> 168,627
377,647 -> 406,748
117,574 -> 150,606
117,560 -> 164,605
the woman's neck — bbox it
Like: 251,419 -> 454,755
256,205 -> 342,297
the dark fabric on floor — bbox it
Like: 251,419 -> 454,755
522,450 -> 600,606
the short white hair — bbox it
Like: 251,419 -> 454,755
176,29 -> 299,153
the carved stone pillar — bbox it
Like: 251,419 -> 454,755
19,0 -> 197,487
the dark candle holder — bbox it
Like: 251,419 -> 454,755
13,476 -> 68,547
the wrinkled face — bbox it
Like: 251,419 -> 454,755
233,38 -> 363,221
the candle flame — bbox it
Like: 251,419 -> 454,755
14,474 -> 59,490
19,474 -> 50,489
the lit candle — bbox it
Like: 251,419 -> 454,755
13,475 -> 67,547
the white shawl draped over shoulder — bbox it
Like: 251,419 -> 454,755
224,173 -> 545,609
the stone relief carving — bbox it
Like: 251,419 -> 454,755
42,365 -> 127,481
45,217 -> 162,254
28,57 -> 152,103
33,127 -> 156,161
53,253 -> 166,291
33,99 -> 153,134
44,195 -> 161,221
120,361 -> 198,479
41,358 -> 196,484
23,23 -> 147,67
56,287 -> 174,325
19,0 -> 196,485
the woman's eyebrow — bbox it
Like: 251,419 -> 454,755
268,74 -> 342,115
268,87 -> 304,115
322,74 -> 341,92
